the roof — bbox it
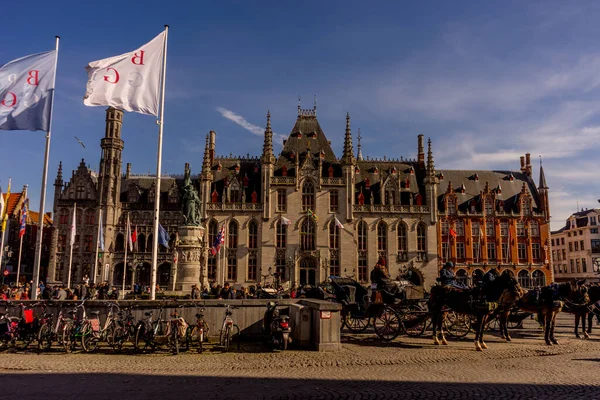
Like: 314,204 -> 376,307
2,193 -> 23,217
436,169 -> 540,212
27,211 -> 53,226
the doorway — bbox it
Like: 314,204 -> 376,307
299,257 -> 317,286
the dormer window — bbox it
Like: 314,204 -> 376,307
217,162 -> 222,172
410,166 -> 415,175
296,131 -> 302,139
415,193 -> 423,205
251,191 -> 258,203
358,190 -> 365,205
446,196 -> 457,216
328,165 -> 334,178
439,172 -> 444,180
521,197 -> 531,216
484,197 -> 494,216
373,167 -> 379,175
459,184 -> 466,194
509,173 -> 514,181
474,174 -> 479,181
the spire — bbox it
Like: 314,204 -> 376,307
202,133 -> 212,174
357,128 -> 363,161
426,138 -> 434,175
538,155 -> 548,189
342,112 -> 355,164
261,110 -> 275,164
57,161 -> 63,180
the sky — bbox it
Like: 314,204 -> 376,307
1,0 -> 600,230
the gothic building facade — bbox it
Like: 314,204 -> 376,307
48,105 -> 439,290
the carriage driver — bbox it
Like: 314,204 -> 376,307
438,262 -> 468,290
370,257 -> 403,298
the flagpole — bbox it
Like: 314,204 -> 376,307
32,37 -> 59,300
150,25 -> 169,301
67,202 -> 76,289
93,208 -> 102,285
16,186 -> 27,286
122,213 -> 129,296
0,177 -> 11,283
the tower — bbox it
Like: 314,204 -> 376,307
341,112 -> 356,221
425,138 -> 438,223
538,157 -> 550,223
261,111 -> 275,220
99,107 -> 124,219
200,133 -> 214,221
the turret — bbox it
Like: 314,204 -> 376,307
200,133 -> 213,221
261,111 -> 275,219
538,156 -> 550,222
53,161 -> 63,203
418,134 -> 425,166
424,138 -> 437,223
357,128 -> 363,161
261,110 -> 275,164
341,113 -> 355,165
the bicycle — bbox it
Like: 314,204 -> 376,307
134,304 -> 165,353
111,306 -> 136,353
80,302 -> 120,353
61,301 -> 88,353
0,301 -> 43,351
38,302 -> 71,351
218,304 -> 240,352
166,307 -> 188,355
186,303 -> 210,353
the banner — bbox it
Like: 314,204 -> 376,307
83,32 -> 165,116
0,51 -> 56,131
69,206 -> 77,246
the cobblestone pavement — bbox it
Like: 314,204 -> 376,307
2,314 -> 600,399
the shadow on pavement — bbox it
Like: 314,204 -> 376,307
1,373 -> 599,399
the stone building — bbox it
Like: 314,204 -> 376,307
551,209 -> 600,283
48,105 -> 439,290
435,155 -> 553,289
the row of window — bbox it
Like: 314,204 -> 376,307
554,258 -> 588,274
446,195 -> 533,216
441,242 -> 542,263
454,268 -> 546,288
441,219 -> 540,237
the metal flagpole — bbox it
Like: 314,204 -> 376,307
122,212 -> 129,296
93,208 -> 102,284
32,37 -> 59,300
0,178 -> 11,282
16,185 -> 27,286
67,203 -> 76,289
150,25 -> 169,301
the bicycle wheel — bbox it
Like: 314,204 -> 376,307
104,322 -> 115,347
342,309 -> 370,333
81,323 -> 99,353
111,324 -> 127,353
373,307 -> 402,341
17,329 -> 36,351
187,326 -> 203,353
222,325 -> 231,352
62,322 -> 75,353
445,311 -> 472,338
134,325 -> 145,353
168,324 -> 179,355
37,323 -> 53,351
401,306 -> 428,337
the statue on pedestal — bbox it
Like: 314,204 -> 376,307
181,163 -> 201,226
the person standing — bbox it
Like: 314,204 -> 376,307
191,284 -> 200,299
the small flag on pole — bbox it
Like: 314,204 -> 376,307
281,216 -> 292,225
211,224 -> 225,256
19,199 -> 28,238
158,223 -> 170,248
449,227 -> 457,238
99,210 -> 105,252
83,31 -> 166,116
69,206 -> 77,246
307,209 -> 318,222
126,214 -> 133,251
132,225 -> 138,249
0,51 -> 57,131
334,216 -> 344,229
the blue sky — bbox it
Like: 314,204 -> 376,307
1,0 -> 600,230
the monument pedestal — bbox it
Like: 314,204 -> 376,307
175,225 -> 205,291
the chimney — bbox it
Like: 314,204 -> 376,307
209,130 -> 216,165
417,134 -> 425,166
520,156 -> 526,173
125,163 -> 131,179
525,153 -> 532,176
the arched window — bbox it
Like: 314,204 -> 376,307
417,223 -> 427,252
85,209 -> 95,225
208,219 -> 218,248
455,269 -> 469,286
228,220 -> 238,249
472,269 -> 484,284
248,220 -> 258,249
147,234 -> 153,253
357,221 -> 368,282
531,270 -> 545,287
397,222 -> 407,254
446,196 -> 457,216
377,221 -> 387,252
276,220 -> 287,248
517,220 -> 526,237
329,220 -> 340,249
302,180 -> 315,211
300,218 -> 316,251
59,209 -> 69,225
521,197 -> 532,216
115,233 -> 125,252
138,234 -> 146,252
518,270 -> 530,288
529,221 -> 540,237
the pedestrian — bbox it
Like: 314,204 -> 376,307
54,286 -> 68,300
218,282 -> 234,299
191,284 -> 200,299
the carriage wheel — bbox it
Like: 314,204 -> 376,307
342,310 -> 370,333
401,306 -> 428,337
507,319 -> 524,330
486,317 -> 500,332
445,311 -> 471,338
373,307 -> 402,341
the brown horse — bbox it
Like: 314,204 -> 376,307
517,281 -> 586,345
429,271 -> 523,351
563,284 -> 599,338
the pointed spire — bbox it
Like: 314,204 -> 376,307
261,110 -> 275,164
342,112 -> 355,165
357,128 -> 363,161
538,155 -> 548,189
57,161 -> 63,180
426,138 -> 434,175
202,133 -> 211,174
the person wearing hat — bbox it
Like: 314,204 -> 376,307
439,262 -> 467,289
370,257 -> 403,298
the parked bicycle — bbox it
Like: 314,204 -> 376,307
61,301 -> 88,353
79,302 -> 120,353
166,307 -> 188,355
37,302 -> 71,351
218,304 -> 240,352
186,303 -> 210,353
111,306 -> 136,353
0,301 -> 43,351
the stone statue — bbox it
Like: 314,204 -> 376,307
182,163 -> 201,226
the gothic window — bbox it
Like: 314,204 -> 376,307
385,183 -> 396,205
518,243 -> 527,262
275,255 -> 286,281
397,222 -> 408,253
227,256 -> 237,281
138,234 -> 146,252
329,220 -> 340,249
147,234 -> 153,253
115,233 -> 125,252
230,188 -> 240,203
329,190 -> 339,213
84,235 -> 93,252
208,257 -> 217,281
302,180 -> 315,211
417,223 -> 427,253
358,221 -> 367,252
441,220 -> 449,236
456,242 -> 465,260
228,220 -> 238,249
486,221 -> 495,237
76,185 -> 86,199
446,196 -> 457,216
517,220 -> 526,237
521,197 -> 531,216
531,270 -> 545,287
248,220 -> 258,249
208,220 -> 218,250
85,209 -> 95,225
300,218 -> 316,251
276,221 -> 287,248
529,221 -> 540,237
471,221 -> 481,237
487,242 -> 497,261
277,189 -> 287,212
358,256 -> 367,282
377,221 -> 387,252
532,243 -> 541,262
500,220 -> 509,237
247,254 -> 257,281
59,209 -> 69,225
455,220 -> 465,236
58,235 -> 66,252
518,270 -> 530,288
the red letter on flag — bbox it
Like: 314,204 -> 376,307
1,92 -> 17,107
131,51 -> 145,65
103,68 -> 120,84
26,70 -> 39,86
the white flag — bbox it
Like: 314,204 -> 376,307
0,186 -> 4,220
126,213 -> 133,251
69,206 -> 76,246
281,216 -> 292,225
83,31 -> 165,116
334,216 -> 344,229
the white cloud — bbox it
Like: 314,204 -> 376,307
217,107 -> 287,147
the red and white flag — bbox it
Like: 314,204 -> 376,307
83,31 -> 166,116
131,225 -> 138,250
